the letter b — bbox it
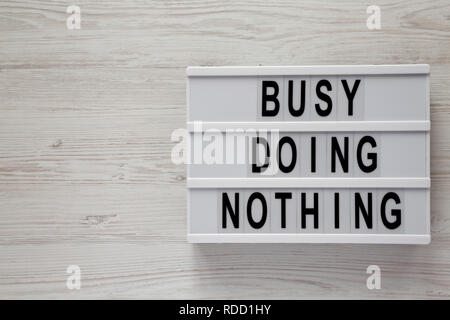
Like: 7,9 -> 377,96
261,81 -> 280,117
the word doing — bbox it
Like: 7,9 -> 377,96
252,135 -> 377,174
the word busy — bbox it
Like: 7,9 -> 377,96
260,78 -> 361,117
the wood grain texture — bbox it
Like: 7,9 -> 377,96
0,0 -> 449,299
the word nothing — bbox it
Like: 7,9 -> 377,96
222,191 -> 402,231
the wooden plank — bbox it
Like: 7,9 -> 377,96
0,1 -> 449,68
0,0 -> 449,299
0,242 -> 449,299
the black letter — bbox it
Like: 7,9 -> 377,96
252,136 -> 270,173
315,79 -> 333,117
357,135 -> 377,173
277,136 -> 297,173
334,192 -> 340,229
380,192 -> 402,229
247,192 -> 267,229
262,80 -> 280,117
301,193 -> 319,229
341,79 -> 361,116
331,136 -> 349,173
311,136 -> 316,173
288,80 -> 306,117
222,192 -> 239,229
355,193 -> 373,229
275,192 -> 292,229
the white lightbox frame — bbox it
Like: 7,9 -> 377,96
186,65 -> 430,244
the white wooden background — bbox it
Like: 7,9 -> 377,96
0,0 -> 449,299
